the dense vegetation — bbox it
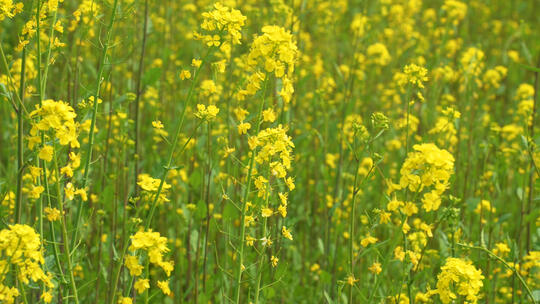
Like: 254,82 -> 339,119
0,0 -> 539,303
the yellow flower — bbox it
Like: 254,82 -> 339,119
399,143 -> 454,193
0,224 -> 54,297
28,185 -> 45,199
261,236 -> 273,247
199,3 -> 246,45
436,258 -> 484,304
246,235 -> 256,246
402,202 -> 419,216
128,229 -> 173,276
368,262 -> 382,275
118,297 -> 132,304
65,182 -> 75,200
125,255 -> 143,277
179,69 -> 191,80
271,255 -> 279,267
137,174 -> 171,202
191,59 -> 202,68
195,104 -> 219,120
262,108 -> 276,122
346,275 -> 358,286
261,207 -> 273,218
157,280 -> 171,295
285,177 -> 295,191
379,211 -> 391,224
361,234 -> 378,247
41,291 -> 53,303
400,64 -> 428,89
387,199 -> 403,212
281,226 -> 293,240
38,145 -> 53,162
493,242 -> 510,257
366,43 -> 391,66
134,279 -> 150,294
277,204 -> 287,217
44,207 -> 61,221
152,120 -> 164,129
421,190 -> 441,212
29,99 -> 80,149
237,122 -> 251,134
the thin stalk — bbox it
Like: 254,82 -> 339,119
53,148 -> 79,304
40,157 -> 67,285
254,193 -> 270,304
72,0 -> 119,249
526,56 -> 539,252
404,86 -> 412,154
15,46 -> 26,223
202,121 -> 212,291
35,0 -> 43,241
234,76 -> 269,304
39,3 -> 58,98
144,258 -> 150,304
17,269 -> 29,304
348,154 -> 361,304
133,0 -> 150,197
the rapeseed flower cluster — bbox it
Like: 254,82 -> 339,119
436,257 -> 484,303
125,230 -> 173,295
243,25 -> 297,103
197,3 -> 246,46
0,225 -> 53,304
0,0 -> 538,302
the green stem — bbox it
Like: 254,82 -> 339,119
348,155 -> 361,304
17,268 -> 30,304
234,75 -> 269,304
404,86 -> 412,154
133,0 -> 149,197
53,148 -> 79,304
39,5 -> 58,98
72,0 -> 119,249
15,46 -> 26,224
254,193 -> 270,304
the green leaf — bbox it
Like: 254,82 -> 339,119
324,291 -> 334,304
516,62 -> 540,73
263,285 -> 275,298
189,170 -> 202,188
195,199 -> 207,220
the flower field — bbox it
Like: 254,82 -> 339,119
0,0 -> 539,303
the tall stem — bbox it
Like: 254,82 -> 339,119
202,122 -> 212,291
254,193 -> 270,304
133,0 -> 149,197
72,0 -> 119,249
234,76 -> 269,304
53,148 -> 79,304
525,56 -> 539,252
15,47 -> 26,223
348,155 -> 361,304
